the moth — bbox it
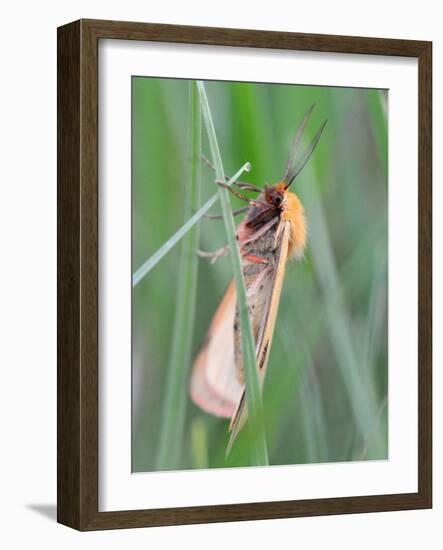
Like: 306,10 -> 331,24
190,104 -> 327,453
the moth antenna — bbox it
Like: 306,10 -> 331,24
285,119 -> 327,188
282,103 -> 316,186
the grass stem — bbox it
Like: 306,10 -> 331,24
155,82 -> 202,470
197,81 -> 269,465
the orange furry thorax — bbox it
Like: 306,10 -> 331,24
281,188 -> 307,259
238,181 -> 307,260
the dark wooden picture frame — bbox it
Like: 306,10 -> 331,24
57,18 -> 432,530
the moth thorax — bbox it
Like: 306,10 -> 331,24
282,191 -> 307,259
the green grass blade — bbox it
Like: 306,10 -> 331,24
191,418 -> 209,469
304,177 -> 382,453
197,80 -> 269,465
132,162 -> 251,286
155,82 -> 202,470
366,90 -> 388,179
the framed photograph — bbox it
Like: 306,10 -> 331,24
57,19 -> 432,530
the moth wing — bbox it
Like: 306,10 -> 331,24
190,282 -> 243,418
227,220 -> 291,452
256,220 -> 291,374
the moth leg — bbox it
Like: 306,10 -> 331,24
201,155 -> 261,192
242,254 -> 269,265
215,180 -> 252,203
245,206 -> 277,229
234,182 -> 263,193
204,206 -> 249,220
241,216 -> 279,246
198,244 -> 230,264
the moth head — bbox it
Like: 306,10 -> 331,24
265,182 -> 287,208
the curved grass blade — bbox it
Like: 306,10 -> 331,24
133,162 -> 251,286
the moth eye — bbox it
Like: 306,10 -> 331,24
274,195 -> 282,206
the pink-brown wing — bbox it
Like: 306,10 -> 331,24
189,282 -> 243,418
227,220 -> 291,453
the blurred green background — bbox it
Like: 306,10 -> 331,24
132,77 -> 388,472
